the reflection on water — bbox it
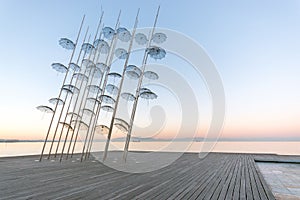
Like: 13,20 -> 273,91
0,141 -> 299,157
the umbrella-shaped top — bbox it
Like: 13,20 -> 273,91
96,63 -> 108,73
102,27 -> 115,40
117,27 -> 131,42
69,63 -> 80,72
67,112 -> 82,120
48,97 -> 64,106
73,73 -> 88,82
115,48 -> 128,59
52,63 -> 68,74
147,46 -> 166,60
121,92 -> 135,101
87,65 -> 103,78
59,122 -> 74,131
140,91 -> 158,100
135,33 -> 148,45
114,123 -> 128,133
87,85 -> 102,94
106,84 -> 119,95
114,118 -> 129,130
144,71 -> 159,80
86,97 -> 100,105
81,43 -> 95,54
59,38 -> 75,50
152,33 -> 167,44
108,72 -> 122,79
36,105 -> 54,113
125,65 -> 142,80
93,39 -> 110,54
139,87 -> 151,94
101,105 -> 114,112
95,125 -> 109,135
61,87 -> 73,95
71,119 -> 88,130
82,59 -> 95,69
93,70 -> 103,79
82,108 -> 95,116
98,95 -> 116,104
63,84 -> 79,94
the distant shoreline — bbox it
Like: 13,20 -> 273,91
0,140 -> 44,143
1,138 -> 300,143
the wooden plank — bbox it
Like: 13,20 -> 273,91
225,154 -> 240,199
232,155 -> 242,200
217,155 -> 239,200
248,156 -> 268,200
210,155 -> 236,200
154,155 -> 210,199
250,157 -> 275,200
244,155 -> 254,200
0,152 -> 279,199
246,155 -> 261,200
190,155 -> 233,199
204,155 -> 236,199
239,155 -> 247,200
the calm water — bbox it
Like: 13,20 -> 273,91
0,141 -> 300,157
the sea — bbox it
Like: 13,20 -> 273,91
0,141 -> 300,157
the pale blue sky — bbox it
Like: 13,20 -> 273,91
0,0 -> 299,139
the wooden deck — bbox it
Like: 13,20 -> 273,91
0,152 -> 275,200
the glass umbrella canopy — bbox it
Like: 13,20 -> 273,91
147,46 -> 166,60
102,27 -> 115,40
59,38 -> 75,50
135,33 -> 148,45
125,65 -> 142,80
144,71 -> 159,80
117,27 -> 131,42
152,32 -> 167,44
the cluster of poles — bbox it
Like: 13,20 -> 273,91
37,7 -> 167,162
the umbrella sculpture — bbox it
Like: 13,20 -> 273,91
38,7 -> 166,163
135,33 -> 148,45
39,15 -> 85,161
59,38 -> 76,50
79,11 -> 123,161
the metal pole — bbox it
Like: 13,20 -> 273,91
56,28 -> 89,161
47,32 -> 92,159
53,27 -> 89,158
123,6 -> 160,161
102,9 -> 140,161
74,33 -> 108,162
39,15 -> 85,162
57,13 -> 104,161
79,11 -> 122,161
62,33 -> 96,159
66,14 -> 108,160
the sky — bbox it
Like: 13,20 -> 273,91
0,0 -> 299,140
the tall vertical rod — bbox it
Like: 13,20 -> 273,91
47,32 -> 92,159
56,12 -> 104,160
53,27 -> 89,158
57,27 -> 90,161
61,33 -> 96,159
79,10 -> 122,161
123,6 -> 160,161
65,13 -> 106,160
102,9 -> 140,161
74,31 -> 107,162
75,11 -> 121,159
62,34 -> 95,160
39,15 -> 85,162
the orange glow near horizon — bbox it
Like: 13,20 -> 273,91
1,116 -> 300,140
1,104 -> 299,140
